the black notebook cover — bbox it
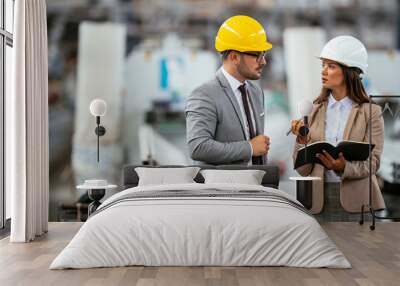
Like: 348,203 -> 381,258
294,140 -> 375,169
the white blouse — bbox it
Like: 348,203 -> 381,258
324,94 -> 353,182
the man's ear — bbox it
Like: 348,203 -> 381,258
229,51 -> 240,64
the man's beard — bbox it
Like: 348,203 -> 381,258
237,61 -> 263,80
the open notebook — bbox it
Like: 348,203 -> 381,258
294,140 -> 375,169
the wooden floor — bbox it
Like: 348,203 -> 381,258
0,222 -> 399,286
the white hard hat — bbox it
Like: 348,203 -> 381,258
320,35 -> 368,74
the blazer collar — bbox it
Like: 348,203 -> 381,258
216,68 -> 229,88
220,66 -> 244,93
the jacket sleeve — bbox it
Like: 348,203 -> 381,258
341,104 -> 384,180
185,88 -> 252,164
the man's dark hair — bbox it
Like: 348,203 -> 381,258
221,50 -> 232,61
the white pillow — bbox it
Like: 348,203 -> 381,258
135,167 -> 201,186
200,169 -> 266,185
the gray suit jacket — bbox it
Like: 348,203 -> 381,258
185,68 -> 266,165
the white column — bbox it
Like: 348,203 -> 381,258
283,27 -> 326,118
72,22 -> 126,187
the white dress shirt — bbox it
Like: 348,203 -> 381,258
324,94 -> 353,182
221,67 -> 256,164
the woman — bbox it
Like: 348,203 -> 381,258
291,35 -> 386,221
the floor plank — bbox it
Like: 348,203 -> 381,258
0,222 -> 399,286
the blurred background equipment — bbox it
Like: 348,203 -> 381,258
123,33 -> 218,165
45,0 -> 400,222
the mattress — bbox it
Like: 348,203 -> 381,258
50,183 -> 350,269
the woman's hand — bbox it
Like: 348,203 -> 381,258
290,119 -> 303,136
316,151 -> 346,172
291,120 -> 309,144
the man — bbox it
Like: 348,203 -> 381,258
186,15 -> 272,165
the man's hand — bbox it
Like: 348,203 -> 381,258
316,151 -> 346,172
250,135 -> 270,156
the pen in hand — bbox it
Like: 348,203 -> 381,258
286,119 -> 299,136
288,100 -> 313,137
286,122 -> 309,136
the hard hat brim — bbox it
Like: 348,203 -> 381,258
318,56 -> 367,74
318,56 -> 349,66
215,39 -> 273,53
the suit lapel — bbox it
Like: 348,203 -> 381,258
248,91 -> 266,165
311,102 -> 326,141
216,69 -> 247,138
343,102 -> 361,140
247,87 -> 263,135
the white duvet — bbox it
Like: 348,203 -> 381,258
50,183 -> 351,269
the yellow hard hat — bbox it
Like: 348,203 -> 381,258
215,15 -> 273,53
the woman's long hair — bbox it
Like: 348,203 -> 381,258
314,64 -> 371,104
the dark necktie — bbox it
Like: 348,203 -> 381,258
238,84 -> 263,165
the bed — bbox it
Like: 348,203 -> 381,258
50,165 -> 350,269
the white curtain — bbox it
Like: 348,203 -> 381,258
7,0 -> 49,242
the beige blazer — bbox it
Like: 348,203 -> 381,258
293,100 -> 386,214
